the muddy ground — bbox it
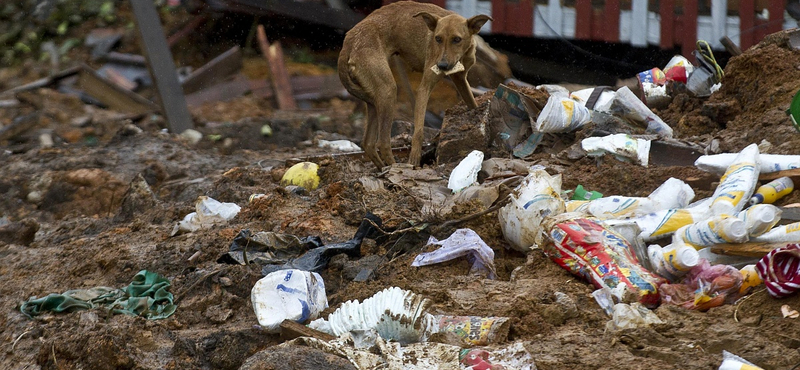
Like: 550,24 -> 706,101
2,4 -> 800,370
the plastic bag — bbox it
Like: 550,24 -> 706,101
659,259 -> 743,310
498,168 -> 565,252
448,150 -> 484,193
172,196 -> 240,236
544,215 -> 664,307
755,244 -> 800,298
606,302 -> 663,330
412,228 -> 496,279
581,134 -> 651,166
534,96 -> 591,133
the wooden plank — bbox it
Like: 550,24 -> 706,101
77,64 -> 160,115
185,76 -> 254,107
279,320 -> 336,342
660,0 -> 674,48
603,0 -> 620,43
739,0 -> 755,50
256,25 -> 297,110
630,0 -> 648,47
0,66 -> 80,98
759,168 -> 800,185
710,243 -> 783,258
129,0 -> 194,133
575,0 -> 592,39
721,36 -> 743,56
181,46 -> 243,95
682,0 -> 698,62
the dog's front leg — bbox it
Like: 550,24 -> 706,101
450,71 -> 478,110
409,71 -> 440,167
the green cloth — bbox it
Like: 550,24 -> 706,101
21,270 -> 177,320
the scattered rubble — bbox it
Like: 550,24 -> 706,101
3,2 -> 800,370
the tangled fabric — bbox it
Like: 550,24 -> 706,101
756,244 -> 800,298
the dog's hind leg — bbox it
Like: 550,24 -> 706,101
362,102 -> 384,168
375,84 -> 397,167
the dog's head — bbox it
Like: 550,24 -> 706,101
413,11 -> 492,72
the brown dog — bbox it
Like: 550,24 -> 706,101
338,1 -> 491,168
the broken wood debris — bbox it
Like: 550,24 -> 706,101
256,25 -> 297,110
181,46 -> 244,95
77,64 -> 159,115
130,0 -> 194,133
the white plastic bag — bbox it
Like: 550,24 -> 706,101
172,196 -> 241,236
582,134 -> 651,166
251,269 -> 328,333
534,96 -> 591,133
447,150 -> 484,193
498,168 -> 565,252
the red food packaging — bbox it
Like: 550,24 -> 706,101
544,216 -> 665,307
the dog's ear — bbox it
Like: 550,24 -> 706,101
467,14 -> 492,34
413,12 -> 439,32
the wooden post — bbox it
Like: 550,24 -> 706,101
660,0 -> 674,49
129,0 -> 194,133
720,36 -> 743,56
739,0 -> 755,50
603,0 -> 620,43
256,25 -> 297,110
575,0 -> 592,40
682,0 -> 699,62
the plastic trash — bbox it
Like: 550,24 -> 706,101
659,259 -> 743,310
709,144 -> 760,216
695,153 -> 800,175
664,55 -> 694,77
308,287 -> 432,344
628,201 -> 711,241
640,82 -> 670,108
460,349 -> 506,370
750,221 -> 800,243
317,139 -> 361,152
498,167 -> 566,252
447,150 -> 484,193
739,264 -> 762,294
281,162 -> 320,190
544,214 -> 664,307
755,244 -> 800,298
571,184 -> 603,200
172,196 -> 241,236
697,247 -> 761,268
647,241 -> 700,282
736,204 -> 782,237
750,176 -> 794,205
250,269 -> 328,333
217,230 -> 314,266
636,67 -> 665,85
604,220 -> 650,271
606,302 -> 663,331
719,350 -> 764,370
567,177 -> 695,219
570,87 -> 614,111
412,228 -> 497,279
607,86 -> 674,138
582,134 -> 651,166
674,215 -> 749,248
534,95 -> 591,133
430,315 -> 510,346
260,213 -> 382,275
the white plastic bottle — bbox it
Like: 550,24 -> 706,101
647,242 -> 700,281
735,204 -> 782,237
675,215 -> 749,248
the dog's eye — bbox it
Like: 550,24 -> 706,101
452,37 -> 461,44
435,36 -> 443,43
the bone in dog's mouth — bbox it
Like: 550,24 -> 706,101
430,61 -> 465,76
